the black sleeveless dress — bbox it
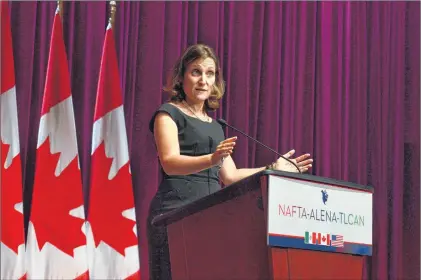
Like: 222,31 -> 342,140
147,103 -> 225,280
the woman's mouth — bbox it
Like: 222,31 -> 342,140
195,88 -> 207,92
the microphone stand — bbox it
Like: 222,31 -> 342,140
217,119 -> 301,173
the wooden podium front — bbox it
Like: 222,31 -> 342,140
152,170 -> 373,280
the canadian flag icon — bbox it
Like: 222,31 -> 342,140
304,232 -> 331,246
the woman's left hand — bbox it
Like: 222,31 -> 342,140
273,149 -> 313,173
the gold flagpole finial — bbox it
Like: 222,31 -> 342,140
57,0 -> 63,18
109,1 -> 117,28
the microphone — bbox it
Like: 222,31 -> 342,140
217,118 -> 301,173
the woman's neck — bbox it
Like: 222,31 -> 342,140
183,98 -> 205,114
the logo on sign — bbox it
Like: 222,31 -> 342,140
321,189 -> 328,205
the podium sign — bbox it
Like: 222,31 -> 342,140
267,174 -> 372,256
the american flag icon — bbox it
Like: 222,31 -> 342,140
331,235 -> 344,247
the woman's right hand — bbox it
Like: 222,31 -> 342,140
211,136 -> 237,166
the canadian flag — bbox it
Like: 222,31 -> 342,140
1,1 -> 26,279
25,7 -> 88,279
86,22 -> 140,279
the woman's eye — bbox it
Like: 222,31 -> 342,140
207,71 -> 215,77
192,69 -> 201,75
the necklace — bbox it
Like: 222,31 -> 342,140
182,101 -> 210,122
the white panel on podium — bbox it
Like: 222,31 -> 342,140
266,174 -> 372,256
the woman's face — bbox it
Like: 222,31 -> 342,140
182,57 -> 216,104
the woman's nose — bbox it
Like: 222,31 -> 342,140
199,73 -> 207,84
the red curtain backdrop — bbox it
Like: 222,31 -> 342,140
8,1 -> 419,279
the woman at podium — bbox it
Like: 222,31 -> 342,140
147,43 -> 313,280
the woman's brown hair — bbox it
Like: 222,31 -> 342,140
164,44 -> 225,111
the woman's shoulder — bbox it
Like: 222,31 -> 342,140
149,102 -> 184,132
156,102 -> 186,119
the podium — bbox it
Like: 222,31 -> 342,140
152,170 -> 373,280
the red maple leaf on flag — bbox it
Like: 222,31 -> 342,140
74,271 -> 89,280
1,142 -> 24,254
88,143 -> 137,256
126,270 -> 140,280
30,139 -> 86,257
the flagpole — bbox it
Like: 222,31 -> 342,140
57,0 -> 63,18
109,1 -> 117,28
